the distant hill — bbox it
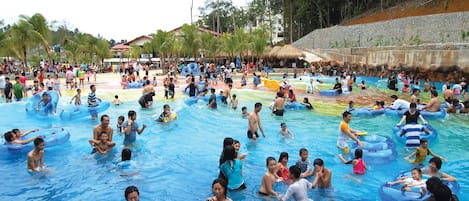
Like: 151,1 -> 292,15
342,0 -> 469,26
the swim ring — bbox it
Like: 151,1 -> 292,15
126,82 -> 143,89
284,102 -> 308,110
60,100 -> 111,121
3,128 -> 70,151
349,135 -> 397,165
385,108 -> 446,120
379,170 -> 459,201
263,79 -> 280,91
393,124 -> 438,145
25,91 -> 60,117
350,107 -> 385,117
319,89 -> 339,96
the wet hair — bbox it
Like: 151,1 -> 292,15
11,128 -> 20,134
128,110 -> 136,117
349,100 -> 354,105
211,178 -> 228,198
289,165 -> 301,179
420,138 -> 428,144
303,97 -> 309,102
118,116 -> 125,122
425,177 -> 453,201
100,114 -> 109,122
429,157 -> 442,170
280,122 -> 286,127
410,103 -> 417,108
390,95 -> 398,99
124,185 -> 139,200
77,88 -> 81,92
233,139 -> 240,145
313,158 -> 324,166
254,102 -> 262,108
163,104 -> 170,109
90,84 -> 95,90
115,95 -> 119,99
222,137 -> 234,149
278,152 -> 289,162
34,137 -> 44,146
342,111 -> 351,119
232,94 -> 236,98
4,131 -> 14,142
220,145 -> 236,164
122,148 -> 132,161
210,88 -> 216,93
411,167 -> 422,175
431,90 -> 438,97
299,148 -> 308,155
241,106 -> 247,111
277,91 -> 283,97
266,156 -> 276,166
354,149 -> 363,159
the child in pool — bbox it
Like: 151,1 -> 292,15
113,95 -> 122,105
258,157 -> 280,197
338,148 -> 367,175
276,152 -> 290,183
88,132 -> 116,155
70,88 -> 81,106
345,101 -> 354,112
279,166 -> 313,201
230,94 -> 238,110
117,116 -> 125,134
296,148 -> 313,178
278,122 -> 294,139
404,138 -> 447,165
387,168 -> 426,194
27,137 -> 45,172
241,106 -> 249,117
118,148 -> 139,176
206,178 -> 233,201
4,131 -> 40,145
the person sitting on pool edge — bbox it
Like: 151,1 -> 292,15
156,104 -> 177,123
4,131 -> 40,145
27,137 -> 45,172
404,138 -> 447,165
396,103 -> 428,126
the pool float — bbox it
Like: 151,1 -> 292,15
418,109 -> 446,120
284,102 -> 308,110
319,89 -> 339,96
350,107 -> 385,117
184,97 -> 199,106
60,100 -> 111,121
379,170 -> 459,201
25,91 -> 60,117
3,128 -> 70,151
263,79 -> 280,91
349,135 -> 397,164
356,131 -> 368,136
126,82 -> 143,89
393,124 -> 438,145
384,108 -> 407,118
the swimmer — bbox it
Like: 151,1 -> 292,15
247,102 -> 266,140
36,93 -> 51,111
206,178 -> 233,201
272,92 -> 285,116
4,131 -> 40,145
230,94 -> 238,110
124,185 -> 140,201
420,91 -> 441,112
113,95 -> 122,106
117,116 -> 125,134
219,145 -> 246,190
311,158 -> 332,189
296,148 -> 313,178
399,123 -> 430,149
27,137 -> 45,172
258,157 -> 280,197
337,111 -> 364,152
207,88 -> 217,109
345,100 -> 354,112
396,103 -> 428,126
123,110 -> 146,147
88,132 -> 116,155
338,148 -> 367,175
156,104 -> 176,123
221,84 -> 232,105
241,106 -> 249,117
279,166 -> 313,201
278,122 -> 294,139
405,138 -> 447,164
233,140 -> 247,160
387,168 -> 426,195
70,89 -> 82,106
11,128 -> 38,139
422,157 -> 456,182
300,97 -> 314,110
93,114 -> 113,142
276,152 -> 290,182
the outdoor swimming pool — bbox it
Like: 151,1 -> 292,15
0,89 -> 467,200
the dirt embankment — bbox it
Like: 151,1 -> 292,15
343,0 -> 469,26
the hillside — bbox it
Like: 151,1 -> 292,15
343,0 -> 469,26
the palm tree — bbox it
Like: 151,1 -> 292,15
250,27 -> 269,60
200,32 -> 219,60
151,30 -> 175,74
95,38 -> 110,69
26,14 -> 52,63
180,24 -> 201,60
221,33 -> 237,60
234,29 -> 249,62
129,44 -> 142,63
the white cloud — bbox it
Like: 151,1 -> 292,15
2,0 -> 247,41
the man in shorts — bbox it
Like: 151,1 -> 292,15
4,77 -> 13,103
248,102 -> 266,140
337,111 -> 364,153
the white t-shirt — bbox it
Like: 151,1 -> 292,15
283,178 -> 312,201
391,99 -> 410,110
0,75 -> 5,88
404,178 -> 427,188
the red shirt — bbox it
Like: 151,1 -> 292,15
38,72 -> 44,83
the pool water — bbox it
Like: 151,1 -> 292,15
0,89 -> 467,201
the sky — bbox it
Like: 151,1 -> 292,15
1,0 -> 248,41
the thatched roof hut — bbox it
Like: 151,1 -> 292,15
267,46 -> 282,58
272,45 -> 306,59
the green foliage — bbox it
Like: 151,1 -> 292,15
460,30 -> 469,42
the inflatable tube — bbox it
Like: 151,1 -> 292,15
379,171 -> 459,201
126,82 -> 143,89
350,107 -> 385,117
349,135 -> 397,165
3,128 -> 70,151
60,101 -> 111,121
393,124 -> 438,145
319,89 -> 339,96
25,91 -> 59,117
284,102 -> 308,110
419,109 -> 446,120
263,79 -> 280,91
384,108 -> 407,118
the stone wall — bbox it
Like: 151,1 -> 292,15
294,12 -> 469,49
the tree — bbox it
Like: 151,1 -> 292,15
200,32 -> 219,59
250,27 -> 269,60
180,24 -> 201,59
151,30 -> 175,74
220,32 -> 237,59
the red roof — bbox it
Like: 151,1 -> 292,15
124,35 -> 153,45
111,44 -> 130,51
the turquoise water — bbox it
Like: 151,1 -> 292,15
0,90 -> 467,201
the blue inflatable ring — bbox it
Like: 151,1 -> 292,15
60,100 -> 111,121
350,107 -> 385,117
349,135 -> 397,165
393,124 -> 438,145
319,89 -> 339,96
3,128 -> 70,151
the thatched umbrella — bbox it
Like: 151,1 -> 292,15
272,45 -> 306,59
267,46 -> 282,58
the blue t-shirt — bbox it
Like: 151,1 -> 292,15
219,159 -> 244,190
123,120 -> 139,146
295,159 -> 311,174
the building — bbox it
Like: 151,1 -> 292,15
243,6 -> 284,45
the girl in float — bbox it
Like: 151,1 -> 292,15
387,168 -> 427,195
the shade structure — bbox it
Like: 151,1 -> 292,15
272,45 -> 306,59
301,51 -> 323,63
268,46 -> 282,58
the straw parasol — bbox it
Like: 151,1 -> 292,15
267,46 -> 282,58
272,44 -> 306,59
